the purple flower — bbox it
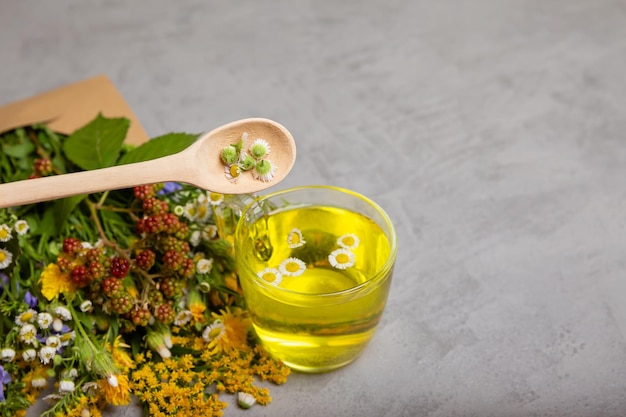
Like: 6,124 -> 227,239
24,291 -> 38,308
0,365 -> 11,402
158,182 -> 182,195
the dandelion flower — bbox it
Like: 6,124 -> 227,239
287,228 -> 306,248
1,348 -> 15,362
252,159 -> 276,182
19,324 -> 38,345
37,312 -> 53,329
328,248 -> 356,269
14,220 -> 29,235
337,233 -> 360,250
0,224 -> 11,242
38,346 -> 56,364
257,268 -> 283,286
15,309 -> 37,326
250,138 -> 270,159
0,249 -> 12,269
39,263 -> 75,301
208,192 -> 224,205
202,321 -> 225,343
279,257 -> 306,277
99,373 -> 131,406
196,258 -> 213,274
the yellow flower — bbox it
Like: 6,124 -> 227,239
39,263 -> 76,301
98,374 -> 131,406
203,308 -> 250,355
108,336 -> 135,370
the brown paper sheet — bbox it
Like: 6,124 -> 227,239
0,75 -> 149,145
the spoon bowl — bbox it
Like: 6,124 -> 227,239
0,118 -> 296,208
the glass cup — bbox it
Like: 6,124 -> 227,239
234,186 -> 397,373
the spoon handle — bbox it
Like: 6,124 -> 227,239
0,155 -> 185,208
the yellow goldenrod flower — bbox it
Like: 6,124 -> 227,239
39,263 -> 76,301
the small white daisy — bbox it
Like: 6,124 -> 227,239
59,379 -> 75,393
46,335 -> 62,351
203,320 -> 225,343
79,300 -> 93,313
174,205 -> 185,216
38,346 -> 56,364
19,324 -> 38,345
189,230 -> 202,247
337,233 -> 360,250
22,349 -> 37,362
196,258 -> 213,274
287,228 -> 306,248
14,220 -> 29,235
1,348 -> 16,362
31,377 -> 48,388
0,224 -> 11,242
55,306 -> 72,321
196,193 -> 208,205
52,318 -> 64,332
328,248 -> 356,269
279,257 -> 306,277
67,368 -> 79,379
257,267 -> 283,286
59,330 -> 76,347
249,138 -> 271,159
252,159 -> 277,182
225,164 -> 242,181
15,309 -> 37,326
174,310 -> 193,326
202,224 -> 218,241
37,312 -> 53,329
0,248 -> 12,269
208,192 -> 224,206
195,202 -> 211,223
183,202 -> 198,221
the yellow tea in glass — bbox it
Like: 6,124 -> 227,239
235,186 -> 397,372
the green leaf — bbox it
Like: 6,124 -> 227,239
52,195 -> 88,234
117,132 -> 199,165
63,114 -> 130,170
2,141 -> 35,158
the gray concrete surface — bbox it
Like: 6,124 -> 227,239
2,0 -> 626,416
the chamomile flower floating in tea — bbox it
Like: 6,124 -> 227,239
337,233 -> 360,250
328,248 -> 356,269
279,257 -> 307,277
257,267 -> 283,286
287,228 -> 306,248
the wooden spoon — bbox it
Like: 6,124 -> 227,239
0,118 -> 296,208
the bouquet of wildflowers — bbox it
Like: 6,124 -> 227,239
0,117 -> 289,417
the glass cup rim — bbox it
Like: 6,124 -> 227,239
236,185 -> 398,298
